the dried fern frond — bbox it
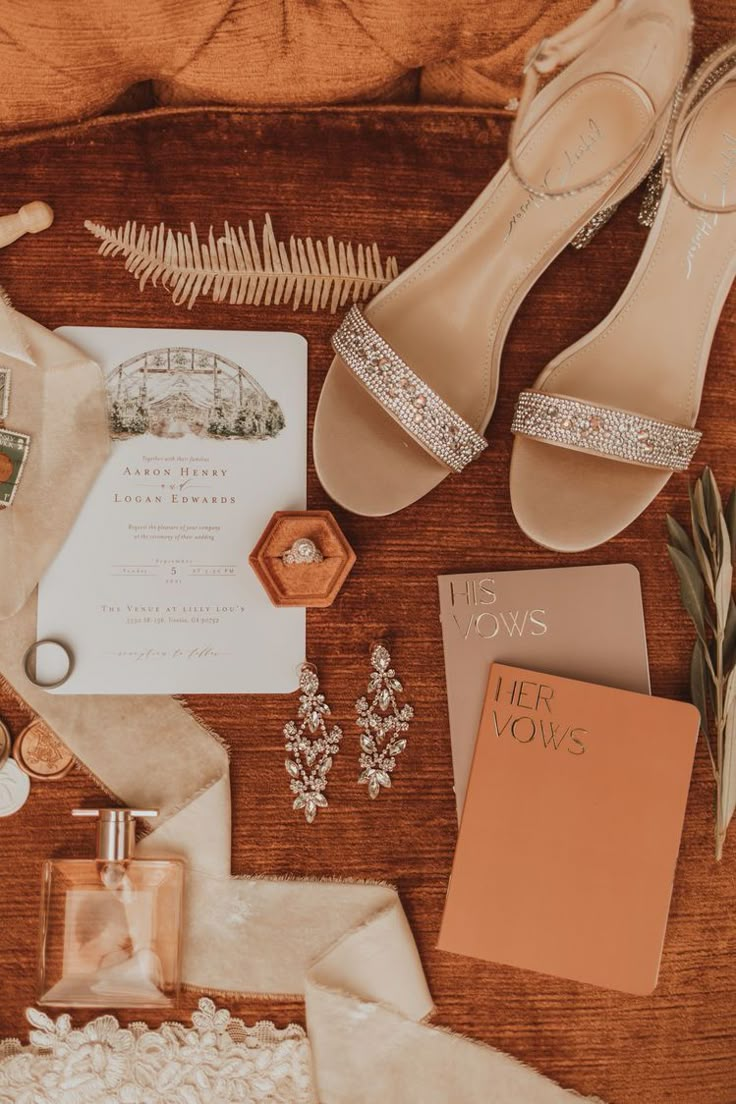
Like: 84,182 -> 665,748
83,214 -> 399,313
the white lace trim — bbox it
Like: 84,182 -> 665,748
0,998 -> 316,1104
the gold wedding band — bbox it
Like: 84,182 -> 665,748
23,638 -> 75,689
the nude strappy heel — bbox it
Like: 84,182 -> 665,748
510,41 -> 736,552
313,0 -> 693,517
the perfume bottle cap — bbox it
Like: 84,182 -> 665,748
72,807 -> 158,862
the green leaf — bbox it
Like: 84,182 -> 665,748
666,515 -> 698,565
705,640 -> 719,703
688,481 -> 716,593
702,466 -> 723,533
725,598 -> 736,675
715,515 -> 734,633
668,545 -> 707,641
691,477 -> 710,534
726,664 -> 736,717
690,639 -> 709,735
696,478 -> 719,564
720,683 -> 736,834
725,489 -> 736,560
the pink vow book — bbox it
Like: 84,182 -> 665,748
438,564 -> 650,817
437,664 -> 699,994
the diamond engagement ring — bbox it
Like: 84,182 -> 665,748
282,538 -> 324,566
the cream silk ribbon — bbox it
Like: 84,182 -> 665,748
0,299 -> 597,1104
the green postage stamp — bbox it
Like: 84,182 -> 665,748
0,428 -> 30,507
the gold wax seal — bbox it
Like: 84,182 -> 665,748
13,719 -> 74,780
0,452 -> 13,483
0,719 -> 10,770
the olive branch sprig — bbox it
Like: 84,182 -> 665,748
667,467 -> 736,861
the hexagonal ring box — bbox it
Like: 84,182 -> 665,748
249,510 -> 356,608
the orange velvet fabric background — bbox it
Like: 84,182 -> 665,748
0,0 -> 730,131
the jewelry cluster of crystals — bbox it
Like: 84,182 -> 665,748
356,644 -> 414,800
332,305 -> 487,473
284,665 -> 342,824
511,390 -> 701,471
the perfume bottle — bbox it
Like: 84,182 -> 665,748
38,808 -> 184,1008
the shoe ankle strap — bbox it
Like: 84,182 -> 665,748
667,40 -> 736,214
523,0 -> 620,77
508,0 -> 681,199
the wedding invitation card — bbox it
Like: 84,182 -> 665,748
438,564 -> 651,817
438,663 -> 699,994
37,328 -> 307,694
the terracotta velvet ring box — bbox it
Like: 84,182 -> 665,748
250,510 -> 355,608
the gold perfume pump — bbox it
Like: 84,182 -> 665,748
74,807 -> 155,862
38,807 -> 184,1008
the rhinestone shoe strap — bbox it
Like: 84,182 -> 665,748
512,390 -> 701,472
331,305 -> 487,474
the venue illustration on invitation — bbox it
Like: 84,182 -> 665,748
37,327 -> 307,694
107,346 -> 285,441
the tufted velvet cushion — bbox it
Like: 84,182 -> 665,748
0,0 -> 729,133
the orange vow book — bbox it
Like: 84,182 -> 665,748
438,663 -> 699,994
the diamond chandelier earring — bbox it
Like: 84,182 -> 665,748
284,662 -> 342,824
356,642 -> 413,799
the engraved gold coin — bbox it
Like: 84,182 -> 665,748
0,452 -> 13,483
13,720 -> 74,780
0,719 -> 10,770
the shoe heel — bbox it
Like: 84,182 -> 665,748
569,202 -> 620,250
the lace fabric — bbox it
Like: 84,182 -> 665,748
0,998 -> 316,1104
